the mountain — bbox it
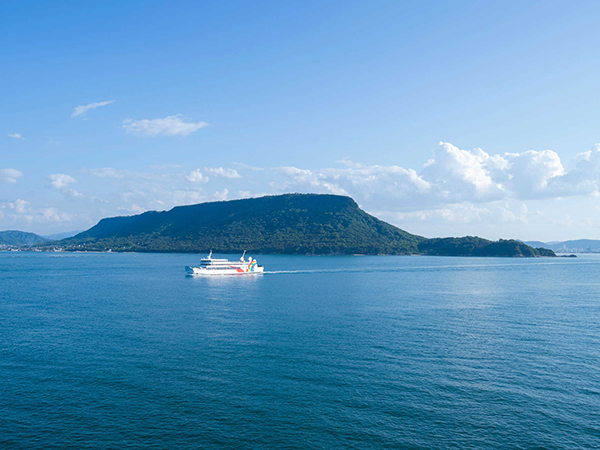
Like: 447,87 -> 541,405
42,230 -> 82,241
59,194 -> 422,254
522,240 -> 548,249
0,230 -> 48,247
525,239 -> 600,253
48,194 -> 554,257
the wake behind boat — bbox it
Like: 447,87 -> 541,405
185,251 -> 264,276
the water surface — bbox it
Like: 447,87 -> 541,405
1,252 -> 599,449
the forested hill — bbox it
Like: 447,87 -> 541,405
60,194 -> 423,254
419,237 -> 555,257
0,230 -> 47,247
50,194 -> 555,257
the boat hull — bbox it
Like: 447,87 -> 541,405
185,265 -> 264,276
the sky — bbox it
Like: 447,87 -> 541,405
2,0 -> 600,241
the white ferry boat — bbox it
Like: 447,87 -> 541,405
185,251 -> 264,275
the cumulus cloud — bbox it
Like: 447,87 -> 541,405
39,207 -> 74,223
0,199 -> 33,223
503,150 -> 564,196
71,100 -> 114,118
420,142 -> 506,201
48,174 -> 83,197
186,169 -> 209,183
500,201 -> 529,223
391,202 -> 490,223
23,141 -> 600,235
49,173 -> 76,189
275,163 -> 430,205
0,199 -> 73,223
3,199 -> 30,214
0,168 -> 23,184
205,167 -> 241,179
276,141 -> 600,210
123,114 -> 208,137
213,189 -> 229,201
7,133 -> 22,139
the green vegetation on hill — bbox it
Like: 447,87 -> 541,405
419,236 -> 555,257
37,194 -> 555,257
0,230 -> 48,247
61,194 -> 423,254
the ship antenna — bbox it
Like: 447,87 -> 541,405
208,250 -> 212,259
241,250 -> 246,262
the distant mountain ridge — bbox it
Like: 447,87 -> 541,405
0,230 -> 47,247
524,239 -> 600,253
38,194 -> 554,257
43,230 -> 82,240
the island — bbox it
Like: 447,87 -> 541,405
29,194 -> 555,257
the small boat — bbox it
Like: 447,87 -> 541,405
185,251 -> 264,275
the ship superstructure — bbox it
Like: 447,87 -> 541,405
185,251 -> 264,275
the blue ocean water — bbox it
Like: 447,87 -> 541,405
1,252 -> 599,449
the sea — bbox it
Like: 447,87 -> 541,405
1,252 -> 599,449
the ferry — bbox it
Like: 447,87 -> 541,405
185,251 -> 264,275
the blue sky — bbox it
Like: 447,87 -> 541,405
3,0 -> 600,240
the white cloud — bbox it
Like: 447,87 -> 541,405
0,199 -> 33,223
150,163 -> 183,169
336,159 -> 364,169
119,190 -> 146,203
117,204 -> 146,214
420,142 -> 506,201
89,168 -> 125,178
213,189 -> 229,201
0,169 -> 23,184
71,100 -> 114,118
117,186 -> 207,211
275,142 -> 600,210
3,199 -> 30,214
122,114 -> 208,137
39,208 -> 74,223
7,133 -> 22,139
205,167 -> 241,179
275,163 -> 430,205
22,141 -> 600,239
171,189 -> 206,205
236,190 -> 270,199
387,202 -> 490,224
186,169 -> 209,183
48,174 -> 83,197
500,201 -> 529,223
49,173 -> 76,189
0,199 -> 73,223
85,168 -> 172,182
233,162 -> 264,171
503,150 -> 564,197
